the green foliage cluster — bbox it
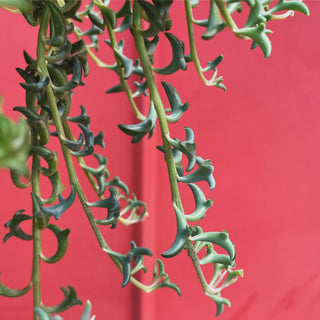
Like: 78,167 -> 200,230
0,0 -> 309,319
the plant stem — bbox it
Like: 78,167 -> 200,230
105,19 -> 146,121
132,0 -> 209,293
31,152 -> 41,320
36,5 -> 149,291
184,0 -> 223,86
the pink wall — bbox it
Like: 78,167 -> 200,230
0,1 -> 320,319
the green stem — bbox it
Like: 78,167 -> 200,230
105,19 -> 146,121
74,23 -> 145,121
37,5 -> 149,290
184,0 -> 223,86
31,152 -> 41,320
214,0 -> 249,39
132,0 -> 209,293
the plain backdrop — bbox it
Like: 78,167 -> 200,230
0,1 -> 320,319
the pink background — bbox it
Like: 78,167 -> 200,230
0,1 -> 320,319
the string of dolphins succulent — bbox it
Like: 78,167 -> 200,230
0,0 -> 309,319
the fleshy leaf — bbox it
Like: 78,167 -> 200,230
41,224 -> 70,264
67,105 -> 91,126
0,277 -> 32,297
167,127 -> 196,171
106,241 -> 152,287
178,157 -> 216,190
43,285 -> 82,313
205,291 -> 231,317
161,81 -> 189,123
81,154 -> 108,196
185,183 -> 213,222
89,188 -> 121,228
40,186 -> 76,220
3,209 -> 32,242
118,104 -> 157,143
191,231 -> 236,260
153,33 -> 186,75
71,124 -> 94,157
161,203 -> 191,258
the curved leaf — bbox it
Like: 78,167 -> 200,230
161,203 -> 190,258
41,224 -> 70,264
118,103 -> 157,143
161,81 -> 189,123
153,33 -> 186,75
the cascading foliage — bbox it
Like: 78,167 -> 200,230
0,0 -> 309,319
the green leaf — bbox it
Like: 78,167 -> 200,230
3,209 -> 32,242
161,81 -> 189,123
41,171 -> 64,205
118,103 -> 157,143
150,259 -> 181,295
106,241 -> 152,287
191,231 -> 236,260
178,157 -> 216,190
167,127 -> 196,172
105,176 -> 129,196
31,145 -> 58,177
40,186 -> 76,220
153,33 -> 186,75
53,56 -> 84,92
205,292 -> 231,317
235,22 -> 272,58
244,0 -> 266,28
71,124 -> 95,157
46,1 -> 67,48
0,108 -> 30,173
67,105 -> 91,126
185,183 -> 213,222
41,224 -> 70,264
81,153 -> 108,196
0,0 -> 30,10
161,203 -> 191,258
13,106 -> 50,146
89,188 -> 121,228
94,0 -> 117,29
0,277 -> 32,297
43,285 -> 82,313
268,0 -> 310,16
80,301 -> 95,320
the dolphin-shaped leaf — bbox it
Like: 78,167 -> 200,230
178,157 -> 216,190
40,186 -> 76,220
71,124 -> 94,157
205,292 -> 231,317
118,104 -> 157,143
235,22 -> 272,58
53,57 -> 84,92
153,33 -> 186,75
268,0 -> 310,16
90,188 -> 121,228
161,203 -> 191,258
3,209 -> 32,242
161,81 -> 189,123
68,105 -> 91,126
106,241 -> 152,287
185,183 -> 213,222
0,278 -> 32,297
167,127 -> 196,171
41,224 -> 70,264
191,231 -> 235,260
46,1 -> 67,48
43,285 -> 82,313
32,145 -> 58,177
81,154 -> 108,196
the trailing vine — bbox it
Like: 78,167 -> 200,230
0,0 -> 309,319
